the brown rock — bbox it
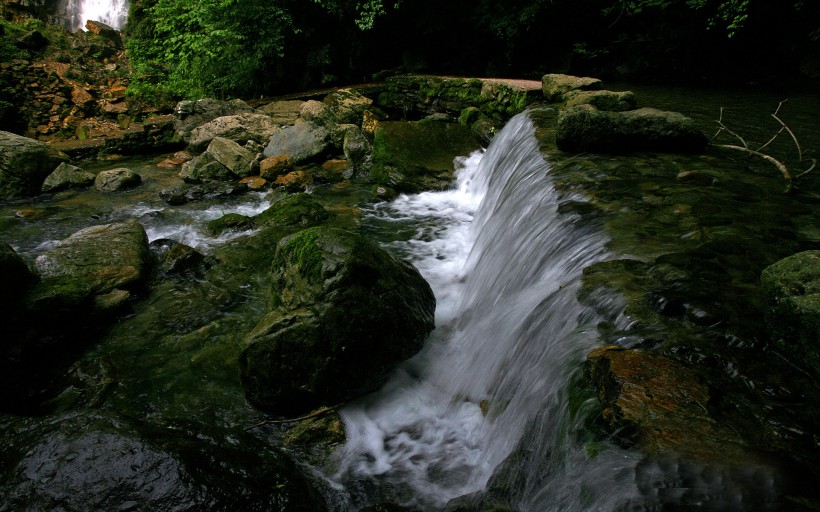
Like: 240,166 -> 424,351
587,346 -> 746,462
240,176 -> 268,190
259,154 -> 293,180
71,87 -> 95,106
274,170 -> 312,192
101,101 -> 128,115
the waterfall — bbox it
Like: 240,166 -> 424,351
329,111 -> 642,510
55,0 -> 129,32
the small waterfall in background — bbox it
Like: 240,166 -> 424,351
329,111 -> 643,510
54,0 -> 129,32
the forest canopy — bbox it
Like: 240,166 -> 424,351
124,0 -> 820,100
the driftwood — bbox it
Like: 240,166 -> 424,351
713,100 -> 816,193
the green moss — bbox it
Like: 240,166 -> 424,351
253,193 -> 330,227
277,228 -> 325,285
207,213 -> 255,236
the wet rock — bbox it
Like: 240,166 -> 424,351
41,162 -> 95,193
34,222 -> 151,296
239,176 -> 267,190
263,120 -> 331,164
260,154 -> 293,180
0,243 -> 36,309
206,213 -> 255,236
159,181 -> 248,205
587,346 -> 746,461
555,105 -> 708,154
761,251 -> 820,376
299,100 -> 337,128
274,170 -> 312,192
188,113 -> 280,153
150,239 -> 207,276
205,136 -> 257,178
0,412 -> 328,512
252,192 -> 329,228
0,131 -> 67,199
542,73 -> 602,102
240,226 -> 436,415
343,125 -> 373,177
94,167 -> 141,192
179,152 -> 233,183
564,90 -> 637,112
370,121 -> 479,192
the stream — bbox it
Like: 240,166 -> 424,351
1,84 -> 820,511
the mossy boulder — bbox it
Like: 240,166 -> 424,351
322,88 -> 373,125
94,168 -> 141,192
370,121 -> 479,192
188,113 -> 279,153
0,130 -> 68,199
205,136 -> 257,178
555,105 -> 708,154
761,251 -> 820,376
564,90 -> 637,112
240,226 -> 435,415
541,73 -> 602,102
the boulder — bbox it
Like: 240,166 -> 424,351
259,154 -> 293,180
159,181 -> 248,205
761,251 -> 820,376
34,222 -> 151,296
587,346 -> 746,461
188,113 -> 280,153
173,98 -> 254,143
255,100 -> 303,125
0,243 -> 36,309
206,213 -> 255,236
555,105 -> 708,154
0,131 -> 67,199
262,120 -> 331,164
322,89 -> 373,125
240,226 -> 436,414
205,137 -> 257,178
343,125 -> 373,176
42,162 -> 95,193
542,73 -> 602,102
179,153 -> 233,183
149,239 -> 207,277
85,20 -> 122,48
564,90 -> 637,112
299,100 -> 337,128
274,170 -> 312,193
94,168 -> 141,192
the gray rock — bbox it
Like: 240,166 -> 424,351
343,126 -> 373,176
255,100 -> 303,125
564,90 -> 637,112
42,162 -> 95,193
322,89 -> 372,125
94,168 -> 141,192
159,181 -> 248,205
34,221 -> 151,296
0,131 -> 67,199
555,105 -> 708,154
299,100 -> 337,128
262,120 -> 331,164
206,137 -> 257,178
542,73 -> 602,102
240,226 -> 435,415
173,98 -> 254,143
179,153 -> 233,183
188,113 -> 280,153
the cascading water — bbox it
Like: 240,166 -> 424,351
55,0 -> 129,32
328,111 -> 645,510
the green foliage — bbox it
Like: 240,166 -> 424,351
604,0 -> 751,37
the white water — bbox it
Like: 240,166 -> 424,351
329,112 -> 644,510
56,0 -> 129,31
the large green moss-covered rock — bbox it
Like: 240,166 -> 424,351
240,226 -> 435,415
556,105 -> 708,154
761,251 -> 820,376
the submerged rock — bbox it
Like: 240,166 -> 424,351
160,181 -> 248,205
0,131 -> 67,199
42,162 -> 95,193
240,226 -> 436,415
761,250 -> 820,376
555,105 -> 708,154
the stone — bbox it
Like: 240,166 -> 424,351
0,243 -> 36,308
587,346 -> 746,461
274,170 -> 312,192
259,154 -> 293,180
262,120 -> 331,164
0,131 -> 67,199
542,73 -> 602,102
188,113 -> 280,153
255,100 -> 303,125
322,88 -> 373,125
343,125 -> 373,176
240,226 -> 436,415
85,20 -> 122,47
206,213 -> 256,236
205,137 -> 257,178
100,101 -> 128,115
564,90 -> 637,112
761,251 -> 820,376
149,239 -> 207,276
362,110 -> 381,136
42,162 -> 95,193
299,100 -> 337,127
159,181 -> 248,205
555,105 -> 708,154
179,153 -> 233,183
240,176 -> 267,190
173,98 -> 254,143
34,222 -> 151,296
94,167 -> 141,192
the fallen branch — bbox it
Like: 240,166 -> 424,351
713,100 -> 815,193
244,402 -> 344,431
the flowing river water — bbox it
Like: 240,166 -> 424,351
2,84 -> 820,510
